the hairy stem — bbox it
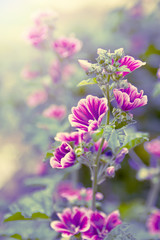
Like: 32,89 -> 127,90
91,75 -> 110,211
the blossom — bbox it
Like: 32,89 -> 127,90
52,37 -> 82,58
42,104 -> 66,120
144,138 -> 160,158
55,132 -> 84,146
69,95 -> 108,132
32,9 -> 58,27
50,142 -> 76,169
115,148 -> 129,164
82,210 -> 122,240
113,83 -> 148,111
25,25 -> 48,48
94,139 -> 108,152
50,207 -> 90,237
117,55 -> 146,77
21,66 -> 39,80
27,90 -> 48,107
147,209 -> 160,236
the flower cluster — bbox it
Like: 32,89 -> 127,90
51,207 -> 122,239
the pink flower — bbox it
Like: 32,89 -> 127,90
50,207 -> 90,237
27,90 -> 48,107
113,83 -> 148,111
32,9 -> 58,27
144,138 -> 160,158
21,66 -> 39,80
117,56 -> 146,76
55,132 -> 84,146
69,95 -> 108,132
49,60 -> 61,83
157,67 -> 160,79
147,209 -> 160,236
50,142 -> 76,169
43,104 -> 66,120
52,37 -> 82,58
94,138 -> 108,152
82,210 -> 122,240
79,188 -> 103,202
26,25 -> 48,48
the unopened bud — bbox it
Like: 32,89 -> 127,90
106,166 -> 115,177
115,148 -> 128,164
78,60 -> 92,72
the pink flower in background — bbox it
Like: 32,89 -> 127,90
147,209 -> 160,236
79,188 -> 103,202
69,95 -> 108,132
52,37 -> 82,58
21,66 -> 39,80
113,83 -> 148,111
32,9 -> 58,27
43,104 -> 66,120
157,66 -> 160,79
94,138 -> 108,152
50,142 -> 76,169
49,60 -> 61,83
144,138 -> 160,158
26,25 -> 48,48
55,132 -> 84,146
36,162 -> 48,176
27,90 -> 48,107
82,210 -> 122,239
62,64 -> 76,81
50,207 -> 90,237
117,56 -> 146,76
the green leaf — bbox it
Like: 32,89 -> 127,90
119,132 -> 149,151
43,150 -> 54,162
77,78 -> 97,86
92,128 -> 104,142
105,223 -> 137,240
104,125 -> 114,142
153,82 -> 160,97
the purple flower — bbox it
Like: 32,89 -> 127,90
117,56 -> 146,77
82,210 -> 122,240
52,37 -> 82,58
147,209 -> 160,236
113,83 -> 148,111
69,95 -> 108,132
50,142 -> 76,169
50,207 -> 90,238
43,104 -> 66,120
115,148 -> 129,164
144,138 -> 160,158
55,131 -> 84,146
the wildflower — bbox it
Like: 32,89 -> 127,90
115,148 -> 129,164
27,90 -> 48,107
113,83 -> 147,111
144,138 -> 160,158
43,104 -> 66,120
26,25 -> 48,48
52,37 -> 82,58
55,132 -> 84,146
50,207 -> 90,237
117,55 -> 146,77
147,209 -> 160,236
50,142 -> 76,169
82,210 -> 122,239
69,95 -> 108,132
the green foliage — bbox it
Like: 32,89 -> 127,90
105,223 -> 137,240
77,78 -> 97,86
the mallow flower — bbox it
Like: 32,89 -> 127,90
42,104 -> 66,120
50,142 -> 76,169
144,138 -> 160,158
147,209 -> 160,236
113,83 -> 147,111
50,207 -> 90,238
117,55 -> 146,76
82,210 -> 122,240
69,95 -> 108,132
55,131 -> 84,146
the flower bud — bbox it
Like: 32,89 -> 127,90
75,147 -> 84,157
115,148 -> 128,164
106,166 -> 115,177
78,60 -> 92,72
114,48 -> 125,60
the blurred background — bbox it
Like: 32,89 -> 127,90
0,0 -> 160,207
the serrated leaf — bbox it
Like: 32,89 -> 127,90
120,132 -> 149,150
105,223 -> 137,240
108,129 -> 120,153
104,125 -> 114,141
153,82 -> 160,97
77,78 -> 97,86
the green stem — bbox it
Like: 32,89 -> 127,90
91,75 -> 110,211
